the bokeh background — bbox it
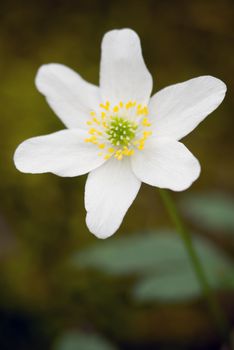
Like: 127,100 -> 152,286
0,0 -> 234,349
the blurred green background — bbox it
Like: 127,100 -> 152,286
0,0 -> 234,349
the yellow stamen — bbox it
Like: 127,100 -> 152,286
92,117 -> 100,125
138,144 -> 145,150
126,101 -> 132,109
85,136 -> 97,144
115,153 -> 123,160
143,131 -> 152,138
89,136 -> 97,143
85,100 -> 153,161
142,117 -> 151,127
143,106 -> 149,115
89,128 -> 98,135
100,101 -> 110,111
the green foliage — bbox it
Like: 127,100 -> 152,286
180,192 -> 234,233
73,231 -> 234,302
133,269 -> 201,302
219,269 -> 234,289
54,331 -> 117,350
73,230 -> 188,275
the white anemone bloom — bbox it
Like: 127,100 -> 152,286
14,29 -> 226,239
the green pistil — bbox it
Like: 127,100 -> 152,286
106,117 -> 138,146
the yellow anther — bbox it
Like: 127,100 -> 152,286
143,131 -> 152,138
101,112 -> 106,119
86,121 -> 93,125
142,117 -> 151,127
102,121 -> 107,128
104,154 -> 111,160
114,149 -> 124,160
119,101 -> 123,108
126,101 -> 132,109
98,152 -> 103,157
138,143 -> 145,150
89,136 -> 97,143
143,107 -> 149,115
89,128 -> 98,135
85,136 -> 97,144
115,153 -> 123,160
92,117 -> 100,125
98,143 -> 105,149
113,106 -> 119,113
137,109 -> 144,116
137,104 -> 142,110
122,147 -> 129,155
108,148 -> 115,153
100,101 -> 110,111
90,111 -> 96,116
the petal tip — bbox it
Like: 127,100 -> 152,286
102,28 -> 139,42
169,158 -> 201,192
86,213 -> 117,239
35,63 -> 72,94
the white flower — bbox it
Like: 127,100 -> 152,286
14,29 -> 227,239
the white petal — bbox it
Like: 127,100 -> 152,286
149,76 -> 227,140
131,138 -> 200,191
85,158 -> 141,239
100,29 -> 152,105
36,64 -> 100,129
14,129 -> 105,177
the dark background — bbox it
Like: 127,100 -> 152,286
0,0 -> 234,349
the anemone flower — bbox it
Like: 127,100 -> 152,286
14,29 -> 226,238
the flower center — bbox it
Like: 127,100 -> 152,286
106,117 -> 137,147
84,101 -> 152,161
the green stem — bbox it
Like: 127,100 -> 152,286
158,188 -> 229,340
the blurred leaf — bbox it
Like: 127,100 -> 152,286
219,269 -> 234,289
180,192 -> 234,233
54,331 -> 117,350
133,269 -> 201,302
193,237 -> 233,287
133,233 -> 234,302
72,230 -> 190,275
73,231 -> 233,279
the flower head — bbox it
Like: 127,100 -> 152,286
84,101 -> 152,160
14,29 -> 227,238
